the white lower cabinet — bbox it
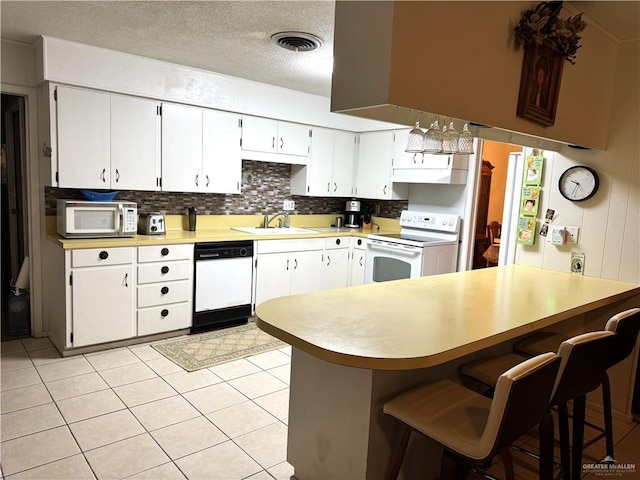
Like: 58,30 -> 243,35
254,239 -> 324,306
136,244 -> 194,336
349,237 -> 367,286
322,237 -> 350,290
68,247 -> 136,347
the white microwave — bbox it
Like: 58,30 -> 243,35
57,200 -> 137,238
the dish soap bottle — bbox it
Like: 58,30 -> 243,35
188,207 -> 197,231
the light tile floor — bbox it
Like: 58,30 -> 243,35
2,336 -> 639,480
1,336 -> 294,480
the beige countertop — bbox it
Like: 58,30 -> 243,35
255,265 -> 640,370
48,214 -> 398,249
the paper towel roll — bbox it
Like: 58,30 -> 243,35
14,256 -> 30,291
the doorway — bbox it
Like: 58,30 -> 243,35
472,140 -> 523,269
1,93 -> 30,340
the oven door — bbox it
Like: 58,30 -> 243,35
365,239 -> 423,284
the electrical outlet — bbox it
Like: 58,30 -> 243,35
283,200 -> 295,211
565,226 -> 580,244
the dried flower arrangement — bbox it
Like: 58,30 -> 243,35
514,1 -> 587,64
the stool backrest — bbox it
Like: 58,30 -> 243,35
604,307 -> 640,367
551,331 -> 617,406
480,352 -> 560,459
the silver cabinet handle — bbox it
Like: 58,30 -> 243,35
195,174 -> 199,187
272,137 -> 275,149
100,168 -> 106,182
123,273 -> 128,287
327,182 -> 330,193
333,182 -> 337,192
383,185 -> 387,195
286,259 -> 289,271
413,153 -> 418,164
294,259 -> 298,269
280,137 -> 284,149
327,255 -> 331,266
359,256 -> 363,266
205,175 -> 210,187
115,168 -> 120,182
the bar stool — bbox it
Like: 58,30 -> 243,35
383,352 -> 561,480
460,330 -> 621,480
513,307 -> 640,463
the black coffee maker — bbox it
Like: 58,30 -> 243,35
345,200 -> 362,228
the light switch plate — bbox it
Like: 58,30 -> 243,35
283,200 -> 295,211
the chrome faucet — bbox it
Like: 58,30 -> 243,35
263,212 -> 290,228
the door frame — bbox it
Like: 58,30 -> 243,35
2,84 -> 43,337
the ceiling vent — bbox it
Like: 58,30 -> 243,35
271,31 -> 323,52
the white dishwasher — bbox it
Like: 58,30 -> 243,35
193,241 -> 253,332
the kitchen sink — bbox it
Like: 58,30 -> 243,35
232,227 -> 318,235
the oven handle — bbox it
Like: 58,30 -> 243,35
367,242 -> 421,256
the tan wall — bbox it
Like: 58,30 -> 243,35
332,1 -> 618,149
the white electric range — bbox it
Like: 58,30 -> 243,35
365,210 -> 461,283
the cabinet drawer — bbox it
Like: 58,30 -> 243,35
137,280 -> 191,308
324,237 -> 349,250
256,238 -> 324,254
138,261 -> 192,284
72,247 -> 134,267
351,237 -> 366,250
138,244 -> 193,263
137,303 -> 191,336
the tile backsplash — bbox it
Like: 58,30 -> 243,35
45,160 -> 407,218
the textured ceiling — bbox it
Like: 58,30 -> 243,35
1,1 -> 638,99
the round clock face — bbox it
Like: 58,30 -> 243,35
558,166 -> 599,202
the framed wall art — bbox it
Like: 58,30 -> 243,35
516,42 -> 564,127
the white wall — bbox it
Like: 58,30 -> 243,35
37,36 -> 399,133
514,41 -> 639,283
1,40 -> 36,87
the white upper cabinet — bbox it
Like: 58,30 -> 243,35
240,115 -> 311,163
161,103 -> 203,192
161,103 -> 242,194
392,129 -> 423,169
110,95 -> 161,191
332,130 -> 357,197
202,109 -> 242,194
354,131 -> 408,200
291,128 -> 356,197
56,86 -> 111,189
55,86 -> 161,190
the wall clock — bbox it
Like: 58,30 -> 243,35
558,165 -> 599,202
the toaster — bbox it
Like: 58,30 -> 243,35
137,213 -> 166,235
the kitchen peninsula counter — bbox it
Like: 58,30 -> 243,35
255,266 -> 640,479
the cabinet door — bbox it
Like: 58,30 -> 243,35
332,131 -> 357,197
392,129 -> 423,169
111,95 -> 161,191
322,249 -> 350,290
307,127 -> 334,196
255,253 -> 290,306
349,250 -> 366,286
161,103 -> 203,192
278,121 -> 310,157
56,86 -> 110,189
202,109 -> 242,194
71,265 -> 135,347
241,116 -> 278,153
290,250 -> 324,295
355,131 -> 394,199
